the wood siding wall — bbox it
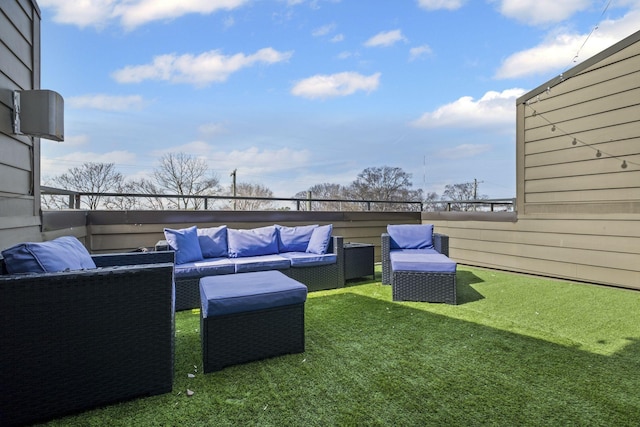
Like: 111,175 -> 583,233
428,30 -> 640,292
0,0 -> 42,248
519,33 -> 640,214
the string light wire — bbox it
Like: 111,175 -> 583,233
565,0 -> 613,71
525,104 -> 639,169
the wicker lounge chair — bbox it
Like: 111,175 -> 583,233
382,225 -> 457,304
0,250 -> 175,426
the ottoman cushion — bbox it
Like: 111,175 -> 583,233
390,251 -> 457,273
200,270 -> 307,317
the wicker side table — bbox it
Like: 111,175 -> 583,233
344,242 -> 375,280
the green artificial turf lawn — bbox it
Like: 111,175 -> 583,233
41,266 -> 640,426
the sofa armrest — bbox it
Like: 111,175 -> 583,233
433,233 -> 449,256
332,236 -> 345,286
92,250 -> 175,268
0,262 -> 175,426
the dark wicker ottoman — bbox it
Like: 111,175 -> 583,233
390,252 -> 457,305
392,271 -> 457,304
199,270 -> 307,373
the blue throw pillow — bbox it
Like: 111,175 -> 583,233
198,225 -> 228,258
276,224 -> 318,252
1,236 -> 97,274
164,226 -> 203,265
227,226 -> 279,258
387,224 -> 434,249
306,224 -> 333,255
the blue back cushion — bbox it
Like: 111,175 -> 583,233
276,224 -> 318,252
164,226 -> 203,265
306,224 -> 333,255
1,236 -> 97,274
387,224 -> 434,249
227,226 -> 279,258
198,225 -> 228,258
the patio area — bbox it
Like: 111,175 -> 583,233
38,265 -> 640,426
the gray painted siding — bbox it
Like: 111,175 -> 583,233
0,0 -> 42,248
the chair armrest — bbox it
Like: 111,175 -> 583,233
433,233 -> 449,256
332,236 -> 345,285
381,233 -> 391,285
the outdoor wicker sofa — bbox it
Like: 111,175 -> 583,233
157,224 -> 345,311
382,224 -> 457,304
0,247 -> 175,426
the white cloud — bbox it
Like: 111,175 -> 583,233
364,29 -> 407,47
436,143 -> 492,159
312,23 -> 336,37
495,9 -> 640,79
409,44 -> 433,61
214,147 -> 311,175
331,34 -> 345,42
68,94 -> 146,111
56,134 -> 90,147
494,0 -> 590,26
39,0 -> 249,30
198,123 -> 228,138
41,150 -> 138,178
112,48 -> 293,87
291,72 -> 381,99
150,143 -> 311,178
411,88 -> 526,129
417,0 -> 465,11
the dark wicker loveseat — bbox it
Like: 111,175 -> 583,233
0,250 -> 175,426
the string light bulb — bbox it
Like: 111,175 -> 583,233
551,125 -> 556,132
622,160 -> 628,169
596,150 -> 602,158
572,138 -> 577,145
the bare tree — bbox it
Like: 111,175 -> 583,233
348,166 -> 423,211
224,182 -> 275,210
423,191 -> 442,212
294,183 -> 349,211
47,162 -> 123,209
102,179 -> 167,210
153,153 -> 220,210
441,182 -> 488,211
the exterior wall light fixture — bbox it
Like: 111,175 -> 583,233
12,90 -> 64,142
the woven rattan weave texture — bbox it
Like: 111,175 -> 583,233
0,251 -> 175,426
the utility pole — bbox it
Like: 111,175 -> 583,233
230,169 -> 237,211
473,178 -> 483,211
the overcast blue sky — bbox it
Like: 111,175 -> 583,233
37,0 -> 640,199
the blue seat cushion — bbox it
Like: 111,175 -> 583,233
276,224 -> 318,252
200,270 -> 308,317
390,251 -> 456,273
231,254 -> 291,273
279,252 -> 337,267
387,224 -> 434,250
198,225 -> 228,258
306,224 -> 333,254
164,226 -> 203,265
227,226 -> 279,258
174,257 -> 235,279
1,236 -> 96,274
